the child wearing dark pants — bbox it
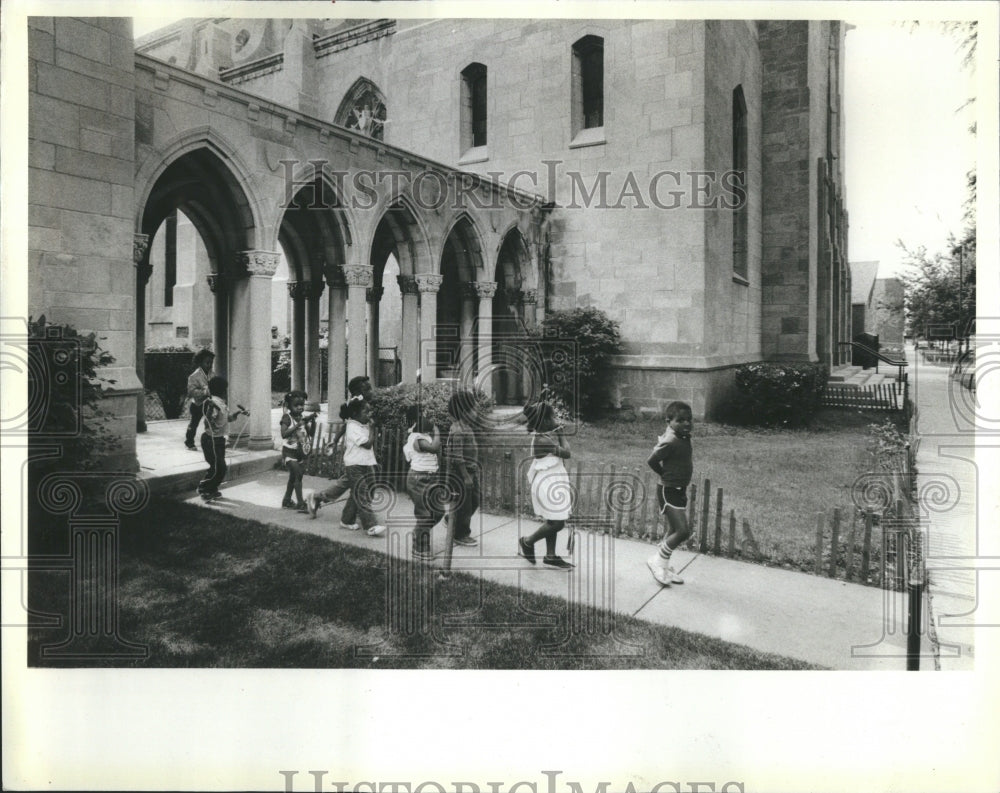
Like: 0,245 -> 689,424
403,410 -> 443,562
279,390 -> 316,512
198,376 -> 247,499
645,400 -> 694,586
443,390 -> 482,547
518,402 -> 574,570
185,349 -> 214,450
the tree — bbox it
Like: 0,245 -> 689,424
898,234 -> 975,341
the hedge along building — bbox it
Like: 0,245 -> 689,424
136,16 -> 852,419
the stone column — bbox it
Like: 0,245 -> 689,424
342,263 -> 373,382
206,273 -> 229,378
305,279 -> 324,412
505,287 -> 526,403
397,275 -> 420,383
460,282 -> 478,386
521,288 -> 538,329
231,250 -> 279,449
367,285 -> 384,386
414,273 -> 444,383
287,281 -> 308,392
471,281 -> 498,398
133,234 -> 151,432
325,265 -> 348,404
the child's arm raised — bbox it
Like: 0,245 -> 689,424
415,425 -> 441,454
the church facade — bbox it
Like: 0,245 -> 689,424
27,16 -> 850,469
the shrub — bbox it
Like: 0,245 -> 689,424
28,316 -> 118,471
533,306 -> 622,417
271,348 -> 329,400
367,382 -> 493,482
144,346 -> 195,419
731,362 -> 829,426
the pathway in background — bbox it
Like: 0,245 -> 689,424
910,342 -> 978,669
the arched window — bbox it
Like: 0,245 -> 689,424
572,35 -> 604,137
732,85 -> 748,280
334,78 -> 388,141
461,63 -> 488,151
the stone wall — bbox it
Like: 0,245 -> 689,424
28,17 -> 139,470
758,21 -> 813,361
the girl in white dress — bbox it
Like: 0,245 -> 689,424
518,402 -> 574,569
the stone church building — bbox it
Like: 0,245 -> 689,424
27,16 -> 850,470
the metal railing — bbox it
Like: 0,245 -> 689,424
837,341 -> 908,381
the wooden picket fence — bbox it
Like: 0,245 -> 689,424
297,422 -> 912,590
821,379 -> 908,411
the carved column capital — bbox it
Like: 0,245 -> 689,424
505,287 -> 524,306
396,275 -> 419,295
521,288 -> 538,305
287,281 -> 311,300
235,250 -> 280,277
461,282 -> 480,301
133,234 -> 150,264
367,286 -> 385,304
342,263 -> 373,288
414,273 -> 444,293
308,279 -> 326,300
469,280 -> 498,300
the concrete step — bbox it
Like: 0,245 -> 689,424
827,365 -> 861,382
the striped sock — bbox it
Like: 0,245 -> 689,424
657,544 -> 672,562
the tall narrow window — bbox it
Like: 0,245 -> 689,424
572,35 -> 604,138
461,63 -> 487,152
732,86 -> 748,280
164,210 -> 177,307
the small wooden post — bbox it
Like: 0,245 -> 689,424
742,519 -> 760,559
728,509 -> 736,557
687,481 -> 698,539
844,509 -> 859,581
713,487 -> 723,555
699,478 -> 711,552
828,507 -> 841,578
861,512 -> 873,582
814,512 -> 825,575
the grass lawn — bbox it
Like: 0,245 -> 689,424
487,407 -> 899,574
28,499 -> 818,670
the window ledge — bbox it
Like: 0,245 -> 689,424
458,146 -> 489,165
732,273 -> 750,286
569,126 -> 606,149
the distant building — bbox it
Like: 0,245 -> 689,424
850,260 -> 904,350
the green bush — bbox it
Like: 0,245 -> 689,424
144,347 -> 195,419
732,362 -> 829,426
533,306 -> 622,417
271,348 -> 329,400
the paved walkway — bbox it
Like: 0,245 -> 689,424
910,342 -> 981,670
136,415 -> 911,670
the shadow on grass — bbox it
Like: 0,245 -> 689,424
28,499 -> 820,670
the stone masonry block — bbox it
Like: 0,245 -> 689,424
55,145 -> 132,186
30,168 -> 111,214
36,62 -> 109,112
29,26 -> 55,63
55,49 -> 133,90
55,18 -> 111,66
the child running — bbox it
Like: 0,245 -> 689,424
279,390 -> 316,512
443,390 -> 482,547
518,401 -> 575,569
645,400 -> 694,585
306,397 -> 386,536
197,376 -> 248,500
403,406 -> 444,562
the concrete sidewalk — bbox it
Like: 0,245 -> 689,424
183,467 -> 911,670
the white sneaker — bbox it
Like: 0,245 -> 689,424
667,565 -> 685,584
339,521 -> 360,531
366,525 -> 387,537
646,554 -> 671,586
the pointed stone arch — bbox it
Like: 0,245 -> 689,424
334,77 -> 388,141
